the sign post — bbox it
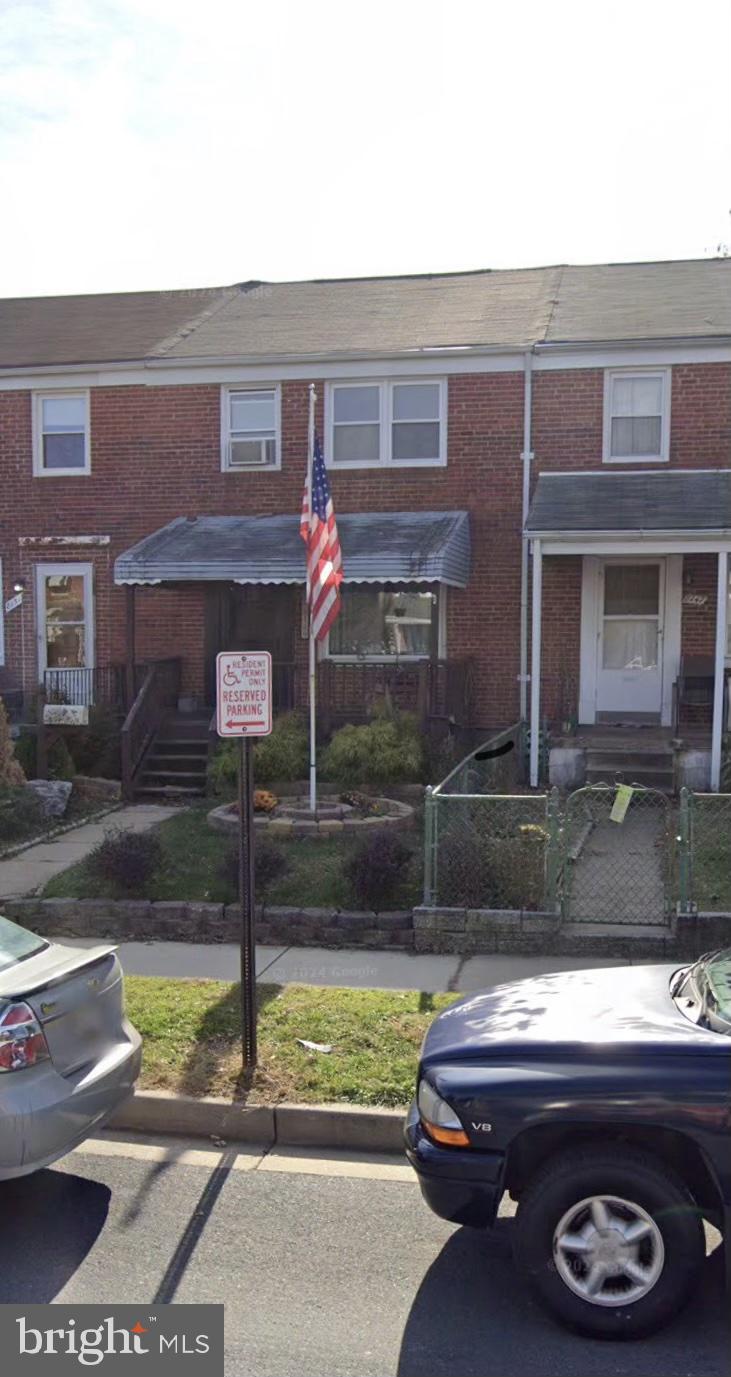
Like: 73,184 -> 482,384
216,652 -> 273,1070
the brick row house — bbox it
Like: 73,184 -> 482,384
0,260 -> 729,795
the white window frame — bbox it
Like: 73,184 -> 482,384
32,389 -> 91,477
220,385 -> 281,472
35,562 -> 95,683
326,585 -> 446,662
602,368 -> 671,464
325,378 -> 447,468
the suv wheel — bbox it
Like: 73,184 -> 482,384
513,1146 -> 705,1339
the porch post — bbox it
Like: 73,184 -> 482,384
529,539 -> 542,788
125,584 -> 136,711
710,549 -> 728,792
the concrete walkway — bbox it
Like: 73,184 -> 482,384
62,937 -> 632,992
0,805 -> 179,899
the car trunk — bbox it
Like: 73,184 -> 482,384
12,949 -> 126,1078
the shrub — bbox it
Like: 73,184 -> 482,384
11,730 -> 36,780
436,826 -> 546,910
208,713 -> 309,794
66,707 -> 122,779
219,838 -> 290,901
345,828 -> 414,911
0,699 -> 25,787
0,786 -> 44,844
322,712 -> 423,788
47,736 -> 76,781
86,828 -> 163,897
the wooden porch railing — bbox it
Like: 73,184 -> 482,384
121,658 -> 182,801
265,658 -> 475,728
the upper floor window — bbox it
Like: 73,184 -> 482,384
33,391 -> 90,475
222,387 -> 280,470
327,379 -> 446,467
603,369 -> 670,463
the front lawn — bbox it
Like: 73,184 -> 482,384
42,804 -> 423,909
126,977 -> 455,1106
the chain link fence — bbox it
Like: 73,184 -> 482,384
424,735 -> 731,921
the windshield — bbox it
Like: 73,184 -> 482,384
0,915 -> 48,975
675,949 -> 731,1034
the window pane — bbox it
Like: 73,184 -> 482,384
612,376 -> 662,417
45,575 -> 85,623
333,423 -> 380,463
229,391 -> 275,435
42,395 -> 86,430
329,588 -> 432,657
604,565 -> 659,616
333,386 -> 379,423
392,383 -> 440,421
392,421 -> 440,461
602,620 -> 658,670
46,624 -> 86,668
610,415 -> 662,456
43,433 -> 86,469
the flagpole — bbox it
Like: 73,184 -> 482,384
307,384 -> 317,815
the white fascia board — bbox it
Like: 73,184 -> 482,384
2,338 -> 731,392
533,535 -> 731,555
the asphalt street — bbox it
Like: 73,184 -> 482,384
3,1132 -> 728,1377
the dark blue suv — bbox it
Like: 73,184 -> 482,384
405,953 -> 731,1339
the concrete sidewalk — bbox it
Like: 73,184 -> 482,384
0,804 -> 179,899
63,937 -> 631,992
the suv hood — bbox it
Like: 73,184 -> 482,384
422,964 -> 723,1065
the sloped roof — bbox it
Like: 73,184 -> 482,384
2,259 -> 730,369
114,511 -> 471,586
526,470 -> 731,534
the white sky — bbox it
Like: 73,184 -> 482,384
1,0 -> 730,298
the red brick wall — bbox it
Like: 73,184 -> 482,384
2,361 -> 729,727
540,557 -> 583,726
532,362 -> 731,472
0,374 -> 525,724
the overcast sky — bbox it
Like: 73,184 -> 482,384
1,0 -> 730,298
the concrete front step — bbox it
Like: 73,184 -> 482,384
136,784 -> 205,799
585,749 -> 672,770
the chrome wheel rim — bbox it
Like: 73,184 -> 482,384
553,1194 -> 665,1307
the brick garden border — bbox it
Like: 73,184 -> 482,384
3,896 -> 729,961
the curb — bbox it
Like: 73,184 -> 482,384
109,1088 -> 406,1154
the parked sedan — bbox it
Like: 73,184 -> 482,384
0,915 -> 141,1178
406,953 -> 731,1339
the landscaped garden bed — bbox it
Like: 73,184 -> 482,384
126,977 -> 455,1106
42,803 -> 423,911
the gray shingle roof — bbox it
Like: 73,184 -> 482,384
3,258 -> 730,369
114,511 -> 471,587
526,470 -> 731,534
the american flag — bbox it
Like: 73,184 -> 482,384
300,433 -> 343,641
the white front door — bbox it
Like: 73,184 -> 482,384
595,560 -> 664,719
36,563 -> 95,701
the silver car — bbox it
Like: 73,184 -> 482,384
0,914 -> 141,1178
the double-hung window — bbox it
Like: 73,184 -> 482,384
222,387 -> 280,470
328,379 -> 446,467
33,392 -> 90,475
603,369 -> 670,463
328,588 -> 438,659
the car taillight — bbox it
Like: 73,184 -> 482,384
0,1001 -> 50,1072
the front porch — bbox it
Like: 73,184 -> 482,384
526,470 -> 731,791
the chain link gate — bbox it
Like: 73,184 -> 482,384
560,784 -> 675,925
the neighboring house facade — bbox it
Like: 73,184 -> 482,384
0,260 -> 729,792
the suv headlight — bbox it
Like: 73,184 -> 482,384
418,1078 -> 469,1148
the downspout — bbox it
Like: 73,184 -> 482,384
519,349 -> 534,721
